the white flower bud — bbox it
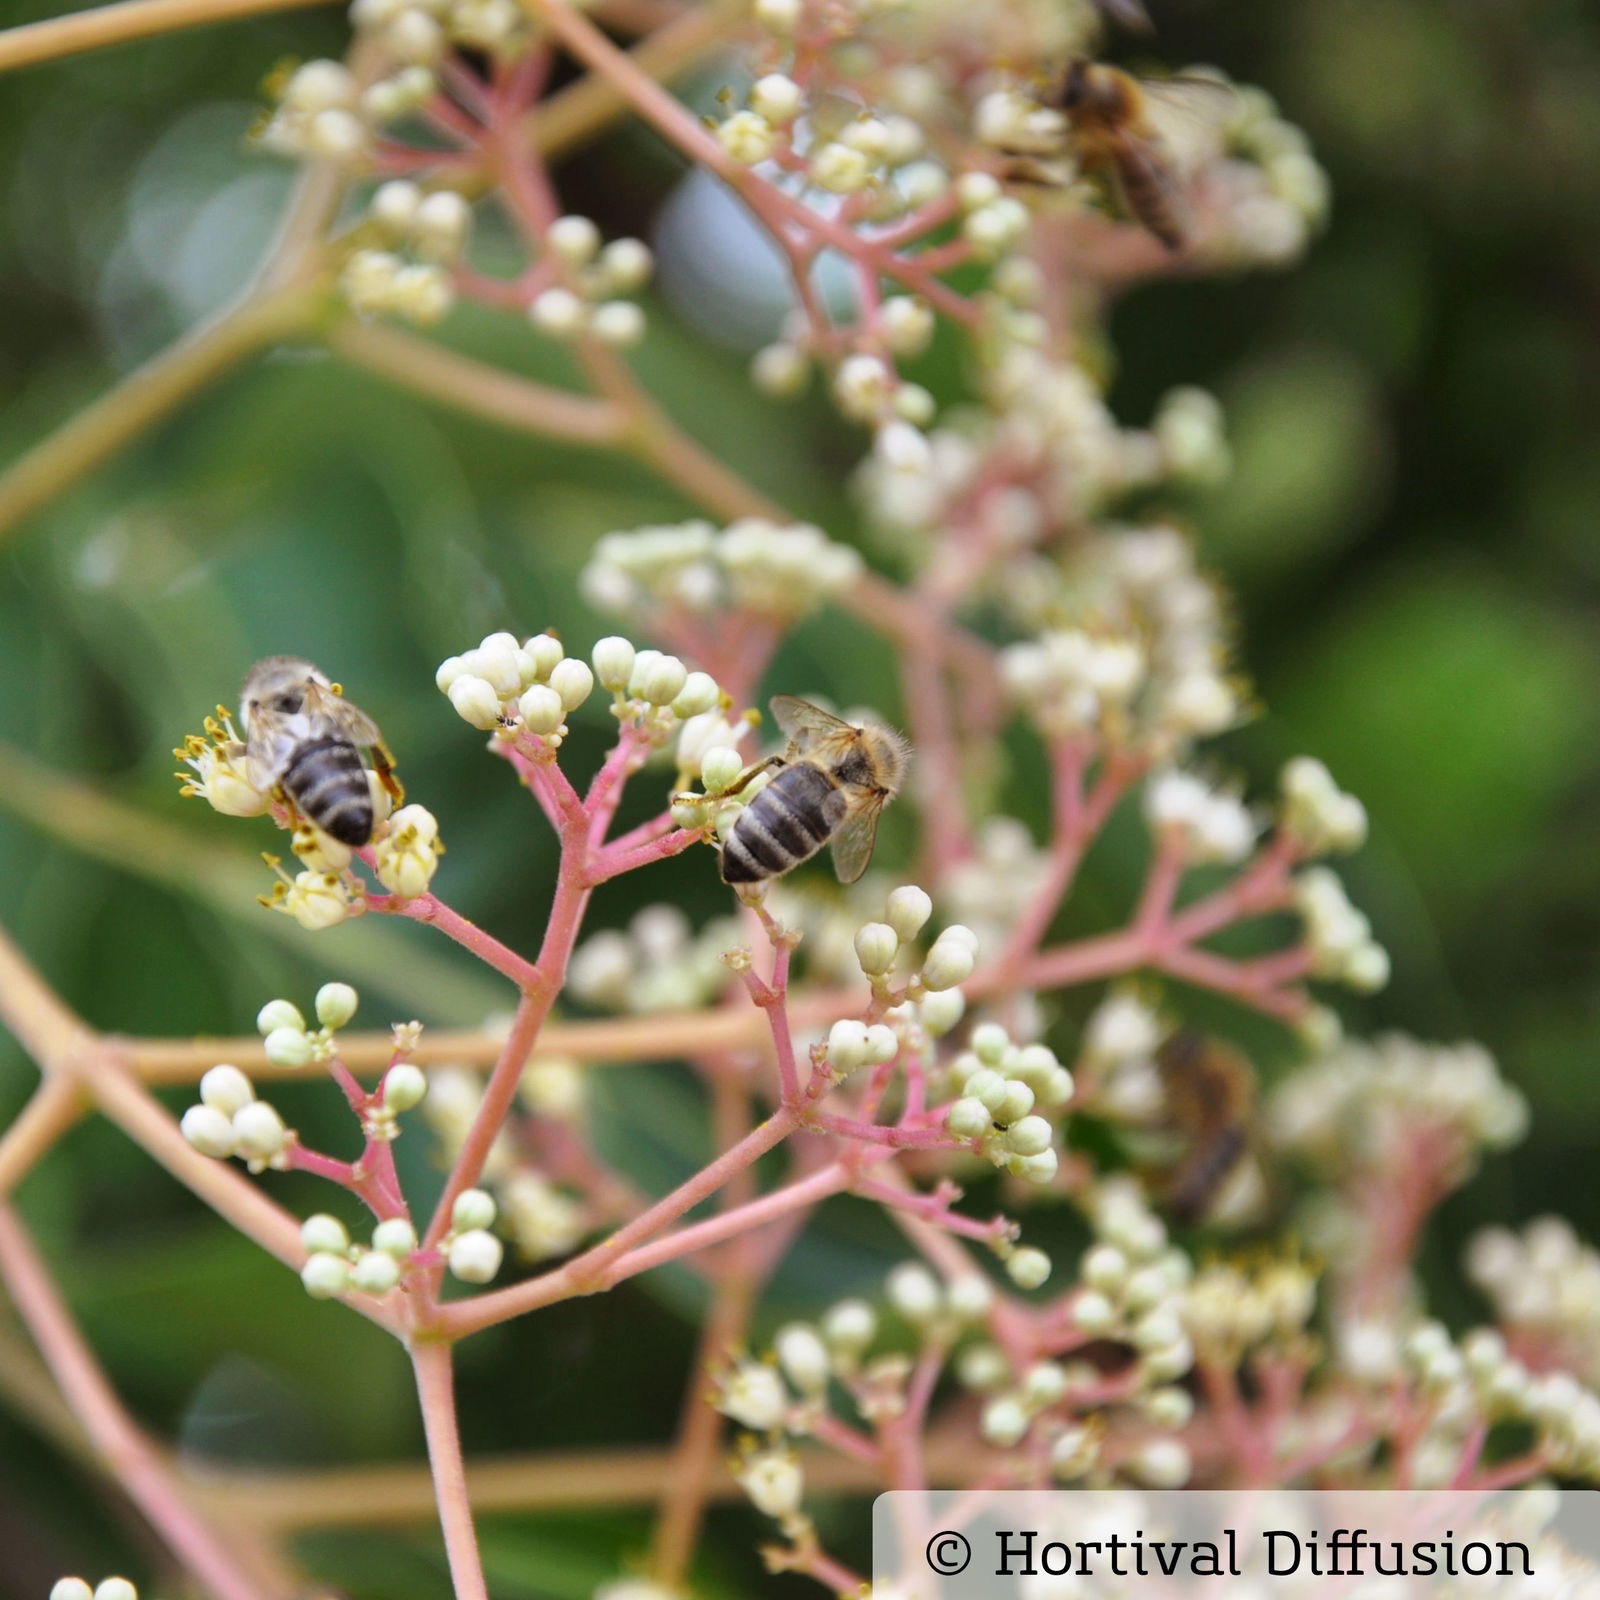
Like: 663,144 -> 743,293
592,636 -> 637,691
256,999 -> 305,1036
834,354 -> 891,420
811,142 -> 871,193
448,1228 -> 504,1283
822,1298 -> 877,1353
449,674 -> 504,730
1006,1247 -> 1052,1292
947,1274 -> 994,1323
592,300 -> 646,348
963,1068 -> 1008,1112
51,1582 -> 94,1600
737,1448 -> 804,1518
301,1252 -> 350,1299
1024,1360 -> 1067,1408
232,1101 -> 287,1160
373,1218 -> 419,1256
530,287 -> 588,338
752,343 -> 809,398
946,1097 -> 991,1141
597,237 -> 653,292
1345,942 -> 1391,992
921,934 -> 976,992
1003,1115 -> 1053,1157
1146,1385 -> 1195,1430
93,1581 -> 137,1600
700,745 -> 746,794
918,987 -> 965,1035
718,110 -> 776,165
548,657 -> 594,712
936,923 -> 979,952
775,1323 -> 831,1393
518,684 -> 565,735
827,1019 -> 871,1073
956,171 -> 1002,210
301,1213 -> 350,1255
284,59 -> 356,111
1132,1438 -> 1192,1488
631,652 -> 688,706
863,1024 -> 899,1064
884,884 -> 932,941
1013,1149 -> 1059,1184
520,632 -> 564,682
981,1395 -> 1029,1446
717,1360 -> 788,1428
1082,1244 -> 1127,1295
389,6 -> 443,60
753,0 -> 800,30
991,1081 -> 1035,1125
200,1064 -> 255,1117
547,213 -> 601,265
181,1104 -> 237,1158
854,922 -> 899,976
880,296 -> 934,358
957,1343 -> 1008,1391
452,1188 -> 498,1232
414,190 -> 471,259
315,982 -> 359,1029
670,671 -> 720,719
382,1063 -> 428,1111
350,1250 -> 402,1293
371,178 -> 422,234
307,108 -> 368,162
887,1262 -> 942,1324
263,1026 -> 314,1070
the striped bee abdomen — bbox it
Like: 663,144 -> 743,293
283,737 -> 374,846
720,762 -> 846,884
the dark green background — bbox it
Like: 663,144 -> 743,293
1,0 -> 1598,1593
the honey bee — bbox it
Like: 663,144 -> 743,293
240,656 -> 400,847
1012,59 -> 1231,251
719,696 -> 910,887
1152,1031 -> 1256,1223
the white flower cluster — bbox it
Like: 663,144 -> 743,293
299,1209 -> 419,1299
437,629 -> 598,740
1144,768 -> 1256,865
580,518 -> 862,626
1269,1033 -> 1529,1181
257,59 -> 386,164
1211,82 -> 1332,268
1468,1218 -> 1600,1389
180,1063 -> 291,1171
51,1579 -> 137,1600
1181,1251 -> 1316,1363
999,525 -> 1240,754
849,887 -> 978,995
940,1022 -> 1073,1186
1291,867 -> 1387,991
1152,386 -> 1232,487
568,904 -> 743,1014
351,0 -> 528,68
174,709 -> 270,819
1279,757 -> 1368,856
342,181 -> 472,325
1078,989 -> 1168,1121
528,218 -> 654,348
940,817 -> 1049,949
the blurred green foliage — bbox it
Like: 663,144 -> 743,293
1,0 -> 1599,1593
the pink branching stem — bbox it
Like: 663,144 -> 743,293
585,825 -> 699,884
363,880 -> 542,991
1150,943 -> 1308,1022
327,1055 -> 367,1112
285,1143 -> 355,1185
809,1112 -> 956,1151
502,738 -> 586,832
853,1173 -> 1006,1242
0,1203 -> 270,1600
584,722 -> 655,848
1462,1448 -> 1553,1492
809,1410 -> 883,1465
1167,829 -> 1299,945
412,1342 -> 488,1600
600,804 -> 683,858
883,1344 -> 944,1490
1134,826 -> 1191,936
424,91 -> 486,147
1198,1358 -> 1275,1485
737,943 -> 801,1103
439,55 -> 494,122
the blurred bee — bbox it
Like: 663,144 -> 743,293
1152,1030 -> 1256,1223
1002,58 -> 1232,251
719,696 -> 909,887
240,656 -> 400,847
1092,0 -> 1152,31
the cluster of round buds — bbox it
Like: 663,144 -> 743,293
974,86 -> 1067,160
939,817 -> 1048,952
1001,628 -> 1146,741
588,636 -> 723,737
716,82 -> 923,195
822,1016 -> 901,1076
498,1170 -> 586,1262
252,985 -> 360,1070
1279,757 -> 1368,857
341,179 -> 475,324
257,59 -> 376,164
439,1187 -> 505,1284
825,352 -> 935,434
350,0 -> 527,66
299,1210 -> 420,1299
1269,1033 -> 1528,1183
581,517 -> 862,627
1144,768 -> 1257,865
1291,868 -> 1388,991
438,630 -> 596,744
1523,1368 -> 1600,1480
1467,1218 -> 1600,1388
953,169 -> 1032,264
942,1023 -> 1073,1186
528,216 -> 653,348
174,708 -> 269,819
51,1579 -> 138,1600
180,1063 -> 291,1171
1180,1249 -> 1316,1365
568,904 -> 743,1014
1210,83 -> 1331,268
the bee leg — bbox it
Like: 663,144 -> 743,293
723,754 -> 784,797
372,740 -> 406,810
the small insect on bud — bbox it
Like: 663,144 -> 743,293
592,636 -> 637,691
854,922 -> 899,977
315,982 -> 359,1029
884,884 -> 932,941
373,1218 -> 419,1257
263,1026 -> 314,1069
382,1063 -> 428,1111
181,1104 -> 237,1158
452,1188 -> 498,1232
518,684 -> 565,735
1007,1246 -> 1052,1291
256,998 -> 305,1036
301,1214 -> 351,1256
301,1252 -> 350,1299
350,1250 -> 402,1293
448,1229 -> 504,1284
200,1064 -> 255,1117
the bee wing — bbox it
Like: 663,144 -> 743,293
1138,75 -> 1235,167
243,710 -> 297,790
829,797 -> 887,885
769,694 -> 853,755
304,680 -> 382,748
